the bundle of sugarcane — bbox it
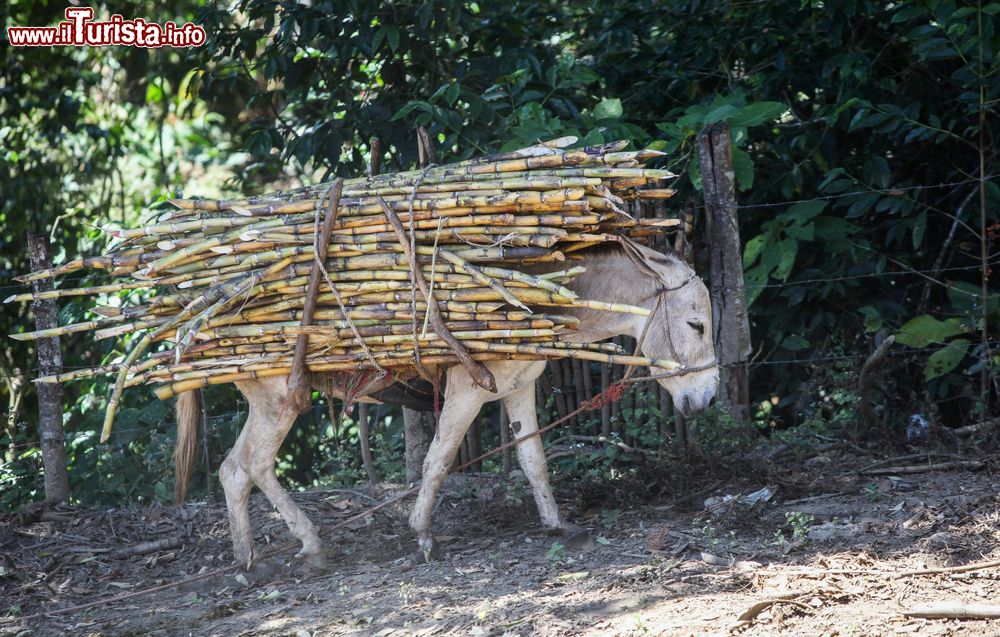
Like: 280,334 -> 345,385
8,137 -> 679,440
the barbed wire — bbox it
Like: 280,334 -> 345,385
746,262 -> 996,291
726,174 -> 997,211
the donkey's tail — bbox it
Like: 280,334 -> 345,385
174,389 -> 203,504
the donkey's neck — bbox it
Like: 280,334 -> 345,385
541,250 -> 661,343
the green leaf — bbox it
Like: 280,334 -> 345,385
593,98 -> 623,120
947,281 -> 999,317
924,339 -> 970,380
743,234 -> 767,268
730,102 -> 786,127
859,306 -> 884,332
783,200 -> 828,224
895,315 -> 967,347
687,159 -> 702,191
912,210 -> 927,249
390,101 -> 428,122
744,264 -> 769,307
813,216 -> 860,239
386,25 -> 400,52
146,82 -> 163,104
774,239 -> 797,282
784,223 -> 814,242
445,82 -> 461,105
781,335 -> 810,351
732,146 -> 754,191
705,104 -> 740,125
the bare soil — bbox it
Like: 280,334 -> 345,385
2,447 -> 999,636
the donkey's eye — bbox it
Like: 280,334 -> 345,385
687,320 -> 705,335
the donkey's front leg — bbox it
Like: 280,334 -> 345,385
502,381 -> 563,530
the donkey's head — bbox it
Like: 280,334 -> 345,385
624,242 -> 719,417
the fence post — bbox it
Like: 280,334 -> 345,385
27,233 -> 70,503
697,123 -> 752,426
403,406 -> 433,482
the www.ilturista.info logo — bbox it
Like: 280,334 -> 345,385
8,7 -> 206,47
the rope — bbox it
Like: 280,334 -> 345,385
406,165 -> 436,381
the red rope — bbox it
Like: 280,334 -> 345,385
579,381 -> 626,410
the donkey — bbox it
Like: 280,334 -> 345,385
174,241 -> 719,567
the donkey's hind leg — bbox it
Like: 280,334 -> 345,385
408,378 -> 487,559
232,377 -> 325,567
219,421 -> 255,565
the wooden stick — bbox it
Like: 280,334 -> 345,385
859,335 -> 894,431
377,194 -> 497,392
861,460 -> 985,476
904,601 -> 1000,619
287,179 -> 344,413
893,558 -> 1000,578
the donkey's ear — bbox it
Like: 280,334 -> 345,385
619,237 -> 660,279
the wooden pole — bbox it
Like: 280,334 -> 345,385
498,401 -> 512,472
697,123 -> 752,426
27,233 -> 69,503
287,179 -> 344,413
357,402 -> 380,483
402,406 -> 433,482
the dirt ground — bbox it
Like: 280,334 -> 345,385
2,445 -> 999,637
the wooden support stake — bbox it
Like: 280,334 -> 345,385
27,233 -> 69,503
358,403 -> 380,484
368,136 -> 382,178
417,127 -> 437,167
499,402 -> 512,472
859,335 -> 894,432
402,406 -> 433,482
286,179 -> 345,414
698,123 -> 751,426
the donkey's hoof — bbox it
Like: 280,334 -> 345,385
295,549 -> 329,570
418,536 -> 441,562
548,523 -> 595,551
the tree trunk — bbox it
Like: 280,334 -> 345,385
27,233 -> 69,503
403,407 -> 433,482
698,123 -> 752,426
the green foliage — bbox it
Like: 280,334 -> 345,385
3,0 -> 999,508
785,511 -> 814,541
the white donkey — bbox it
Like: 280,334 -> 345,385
174,242 -> 719,567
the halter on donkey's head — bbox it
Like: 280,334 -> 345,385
616,238 -> 714,377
